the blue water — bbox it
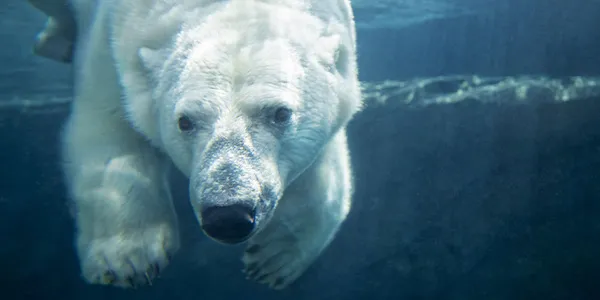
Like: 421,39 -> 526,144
2,1 -> 600,299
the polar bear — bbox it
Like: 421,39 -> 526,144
30,0 -> 361,290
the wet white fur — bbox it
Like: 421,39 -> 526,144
60,0 -> 361,289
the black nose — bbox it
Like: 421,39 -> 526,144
200,204 -> 256,244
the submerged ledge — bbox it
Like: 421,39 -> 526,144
361,75 -> 600,107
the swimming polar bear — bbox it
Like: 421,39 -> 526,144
28,0 -> 361,290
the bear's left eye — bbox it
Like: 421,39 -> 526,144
273,107 -> 293,125
178,115 -> 195,132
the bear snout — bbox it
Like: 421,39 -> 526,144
192,161 -> 265,244
191,139 -> 283,244
200,203 -> 256,244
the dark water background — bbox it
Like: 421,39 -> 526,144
2,0 -> 600,299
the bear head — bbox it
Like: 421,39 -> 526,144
125,11 -> 360,244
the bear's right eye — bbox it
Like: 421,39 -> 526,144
273,107 -> 293,125
177,115 -> 195,132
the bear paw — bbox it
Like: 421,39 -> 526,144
80,225 -> 178,288
242,237 -> 311,290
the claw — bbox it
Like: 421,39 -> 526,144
245,262 -> 258,272
124,276 -> 135,288
126,258 -> 136,273
273,277 -> 285,289
246,267 -> 260,279
146,265 -> 157,279
245,244 -> 260,254
101,271 -> 116,284
255,273 -> 270,282
144,272 -> 153,286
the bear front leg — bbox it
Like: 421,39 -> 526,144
62,102 -> 180,288
243,132 -> 353,289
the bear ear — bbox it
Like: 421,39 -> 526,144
316,34 -> 349,77
139,47 -> 165,72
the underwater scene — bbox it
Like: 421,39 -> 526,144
2,0 -> 600,299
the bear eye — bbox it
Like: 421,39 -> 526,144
177,115 -> 195,132
273,107 -> 293,125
